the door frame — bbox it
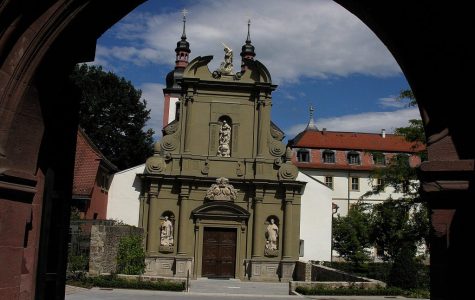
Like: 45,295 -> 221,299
201,227 -> 238,278
194,220 -> 246,279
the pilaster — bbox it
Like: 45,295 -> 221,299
282,198 -> 293,259
146,190 -> 160,255
252,195 -> 264,258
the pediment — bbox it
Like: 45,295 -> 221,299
192,201 -> 250,221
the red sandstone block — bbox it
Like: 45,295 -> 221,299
0,201 -> 29,247
20,273 -> 33,300
0,246 -> 23,288
0,286 -> 20,299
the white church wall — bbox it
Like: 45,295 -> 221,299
107,164 -> 145,226
298,171 -> 333,262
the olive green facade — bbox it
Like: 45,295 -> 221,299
140,56 -> 306,281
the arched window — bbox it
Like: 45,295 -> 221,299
322,149 -> 335,163
372,152 -> 386,165
347,151 -> 360,165
297,149 -> 310,162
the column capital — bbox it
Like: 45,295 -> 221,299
179,183 -> 191,199
254,197 -> 263,203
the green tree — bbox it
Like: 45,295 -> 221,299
369,198 -> 414,261
116,235 -> 146,275
70,64 -> 154,170
364,89 -> 429,261
387,242 -> 420,289
332,202 -> 372,266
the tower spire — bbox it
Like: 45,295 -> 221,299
181,8 -> 188,39
246,19 -> 251,43
240,19 -> 256,72
306,105 -> 318,131
175,9 -> 191,69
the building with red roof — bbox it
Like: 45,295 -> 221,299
288,107 -> 424,218
72,128 -> 117,220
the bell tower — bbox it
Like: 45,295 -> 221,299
162,9 -> 191,127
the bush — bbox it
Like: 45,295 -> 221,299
67,274 -> 185,291
295,285 -> 429,298
295,286 -> 403,296
67,254 -> 88,280
116,235 -> 146,275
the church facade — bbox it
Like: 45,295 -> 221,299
139,19 -> 305,281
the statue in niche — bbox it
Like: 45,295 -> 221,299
265,218 -> 279,257
217,120 -> 231,157
160,216 -> 174,246
218,43 -> 234,75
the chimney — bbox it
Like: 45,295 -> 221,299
381,129 -> 386,138
322,128 -> 326,134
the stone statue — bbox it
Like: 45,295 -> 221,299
160,216 -> 174,246
265,218 -> 278,251
205,177 -> 238,201
219,43 -> 234,75
217,120 -> 231,157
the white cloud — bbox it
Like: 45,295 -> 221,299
96,0 -> 401,83
140,82 -> 165,139
95,45 -> 162,66
378,96 -> 407,108
285,107 -> 421,137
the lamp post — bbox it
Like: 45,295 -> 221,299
330,202 -> 339,263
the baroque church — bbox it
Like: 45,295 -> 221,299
138,16 -> 306,281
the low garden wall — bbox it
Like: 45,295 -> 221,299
88,224 -> 143,275
290,261 -> 386,294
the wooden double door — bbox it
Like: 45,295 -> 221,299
202,227 -> 237,278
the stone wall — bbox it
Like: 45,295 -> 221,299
290,261 -> 386,294
88,224 -> 143,275
294,261 -> 312,281
312,264 -> 370,282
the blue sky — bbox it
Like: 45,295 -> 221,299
93,0 -> 419,140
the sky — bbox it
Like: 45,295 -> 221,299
93,0 -> 420,141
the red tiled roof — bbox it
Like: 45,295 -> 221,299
290,130 -> 424,153
72,129 -> 102,196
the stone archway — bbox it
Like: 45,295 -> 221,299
0,1 -> 473,299
0,1 -> 145,299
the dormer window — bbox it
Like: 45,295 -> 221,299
322,150 -> 335,163
297,149 -> 310,162
347,151 -> 360,165
373,152 -> 386,165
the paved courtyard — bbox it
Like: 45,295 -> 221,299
65,278 -> 429,300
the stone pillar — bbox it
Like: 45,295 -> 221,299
183,95 -> 194,153
283,198 -> 293,259
146,192 -> 160,255
418,135 -> 474,300
252,197 -> 264,258
177,192 -> 189,255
